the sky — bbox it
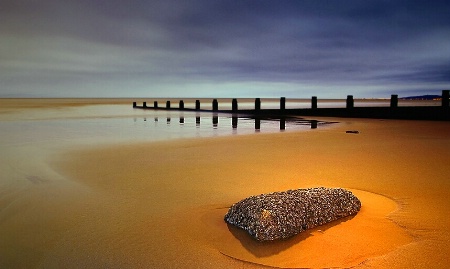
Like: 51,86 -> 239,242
1,0 -> 450,98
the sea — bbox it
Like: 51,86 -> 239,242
0,97 -> 441,151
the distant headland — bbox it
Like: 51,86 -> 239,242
400,95 -> 442,100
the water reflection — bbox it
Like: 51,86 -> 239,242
212,114 -> 218,128
148,114 -> 333,131
232,115 -> 238,129
280,118 -> 286,130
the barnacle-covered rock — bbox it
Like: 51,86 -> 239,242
224,187 -> 361,241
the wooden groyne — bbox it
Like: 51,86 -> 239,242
133,90 -> 450,121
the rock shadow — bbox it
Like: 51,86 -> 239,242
226,214 -> 356,258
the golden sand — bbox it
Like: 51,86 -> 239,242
1,99 -> 449,268
51,119 -> 449,268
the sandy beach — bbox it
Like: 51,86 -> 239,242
1,99 -> 449,268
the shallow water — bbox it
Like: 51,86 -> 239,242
0,103 -> 332,192
0,105 -> 334,153
0,104 -> 334,155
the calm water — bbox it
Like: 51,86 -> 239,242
3,97 -> 440,157
0,104 -> 332,150
1,98 -> 441,151
0,103 -> 333,191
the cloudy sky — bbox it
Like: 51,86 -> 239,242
1,0 -> 449,98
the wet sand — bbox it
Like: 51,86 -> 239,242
1,99 -> 449,268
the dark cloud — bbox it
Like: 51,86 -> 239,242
376,62 -> 450,84
1,0 -> 449,97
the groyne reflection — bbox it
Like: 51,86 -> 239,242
141,113 -> 334,131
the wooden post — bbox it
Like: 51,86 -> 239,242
179,100 -> 184,109
280,97 -> 286,110
312,96 -> 317,109
442,90 -> 449,107
166,101 -> 171,109
133,102 -> 137,108
196,100 -> 200,110
255,98 -> 261,110
390,94 -> 398,108
154,101 -> 158,108
232,99 -> 238,111
196,116 -> 200,125
143,102 -> 147,108
346,95 -> 354,109
212,99 -> 218,111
